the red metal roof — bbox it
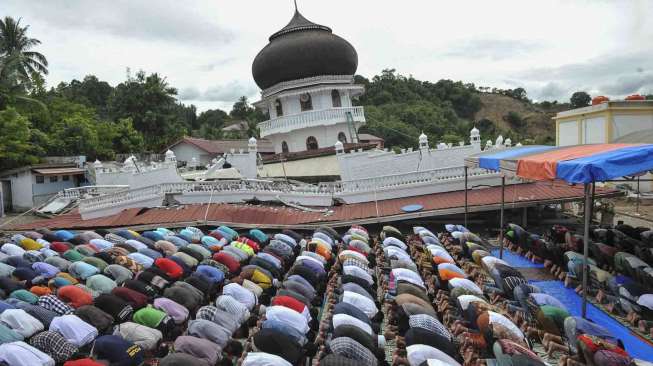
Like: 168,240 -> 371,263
10,181 -> 617,231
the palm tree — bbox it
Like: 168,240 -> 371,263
245,119 -> 260,139
0,16 -> 48,78
0,53 -> 46,111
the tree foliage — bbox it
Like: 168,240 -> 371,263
0,17 -> 48,78
570,91 -> 591,109
0,107 -> 39,169
0,17 -> 581,171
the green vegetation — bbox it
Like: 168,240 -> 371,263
570,91 -> 591,109
0,17 -> 583,171
355,69 -> 563,148
0,17 -> 265,170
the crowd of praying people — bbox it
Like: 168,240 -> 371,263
0,220 -> 649,365
503,222 -> 653,337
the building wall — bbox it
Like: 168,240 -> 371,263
94,163 -> 182,189
8,171 -> 33,210
171,143 -> 213,166
582,116 -> 607,144
337,143 -> 481,181
556,104 -> 653,145
259,155 -> 340,178
225,150 -> 258,179
268,122 -> 359,154
612,114 -> 653,140
269,88 -> 351,119
32,174 -> 78,207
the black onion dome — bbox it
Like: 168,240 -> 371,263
252,10 -> 358,90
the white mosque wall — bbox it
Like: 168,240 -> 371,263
259,155 -> 341,178
268,87 -> 353,119
267,122 -> 361,153
337,142 -> 482,181
170,143 -> 212,166
93,162 -> 183,189
223,149 -> 258,179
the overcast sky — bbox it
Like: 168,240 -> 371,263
5,0 -> 652,111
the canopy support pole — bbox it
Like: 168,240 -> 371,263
637,176 -> 641,213
499,175 -> 505,259
581,183 -> 592,318
464,166 -> 468,228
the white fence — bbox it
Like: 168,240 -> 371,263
77,166 -> 502,219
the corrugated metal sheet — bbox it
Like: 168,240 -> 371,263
10,182 -> 617,230
32,168 -> 85,175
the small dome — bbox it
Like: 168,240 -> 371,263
419,132 -> 428,143
516,142 -> 523,147
470,126 -> 480,136
334,140 -> 344,149
505,138 -> 512,146
93,159 -> 102,168
495,135 -> 504,146
248,137 -> 257,145
252,10 -> 358,90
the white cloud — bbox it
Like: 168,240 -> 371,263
4,0 -> 652,110
179,80 -> 257,102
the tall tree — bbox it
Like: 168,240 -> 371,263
570,91 -> 591,109
0,53 -> 45,111
0,17 -> 48,79
108,71 -> 185,150
0,107 -> 38,169
230,96 -> 254,120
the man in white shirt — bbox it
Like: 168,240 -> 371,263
49,314 -> 98,347
391,268 -> 425,288
341,291 -> 378,319
242,352 -> 292,366
331,313 -> 372,336
264,306 -> 310,335
222,283 -> 257,311
342,265 -> 373,286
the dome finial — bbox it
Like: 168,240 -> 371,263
294,0 -> 298,11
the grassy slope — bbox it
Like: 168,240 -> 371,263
474,93 -> 567,143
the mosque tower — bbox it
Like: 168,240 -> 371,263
252,4 -> 366,154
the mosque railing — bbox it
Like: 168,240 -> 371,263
257,106 -> 365,137
78,179 -> 334,212
78,166 -> 499,214
60,185 -> 130,199
335,166 -> 498,193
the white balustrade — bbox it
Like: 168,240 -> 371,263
60,185 -> 129,199
337,166 -> 497,193
257,106 -> 365,137
79,165 -> 500,215
78,180 -> 335,213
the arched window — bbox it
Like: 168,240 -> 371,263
338,132 -> 347,143
300,93 -> 313,111
306,136 -> 318,150
331,90 -> 341,107
281,141 -> 289,153
275,99 -> 283,117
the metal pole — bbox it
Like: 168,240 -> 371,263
464,166 -> 468,228
499,175 -> 505,259
581,183 -> 592,318
637,176 -> 641,213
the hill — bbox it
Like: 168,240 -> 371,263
356,69 -> 568,148
474,93 -> 566,145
